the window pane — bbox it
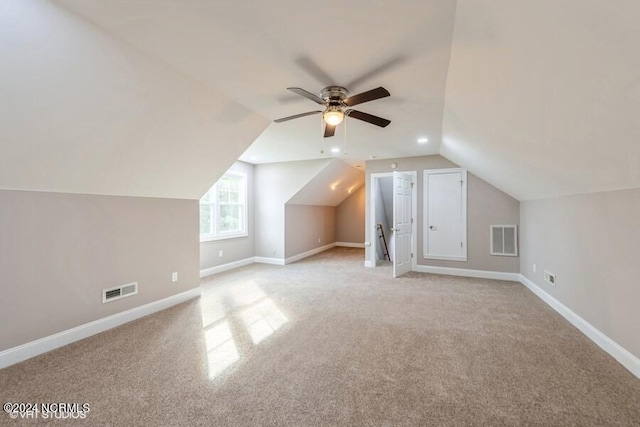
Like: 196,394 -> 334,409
200,172 -> 246,239
200,190 -> 210,204
229,188 -> 240,203
200,204 -> 211,234
229,176 -> 240,193
219,204 -> 241,233
217,180 -> 229,203
230,175 -> 242,203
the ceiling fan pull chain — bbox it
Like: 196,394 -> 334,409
343,115 -> 348,155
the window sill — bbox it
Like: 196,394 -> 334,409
200,233 -> 248,243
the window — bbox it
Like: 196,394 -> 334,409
200,171 -> 247,241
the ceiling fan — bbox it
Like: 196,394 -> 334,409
274,86 -> 391,137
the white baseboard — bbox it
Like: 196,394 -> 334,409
519,274 -> 640,379
200,257 -> 255,278
412,265 -> 520,281
216,244 -> 344,269
285,243 -> 336,265
335,242 -> 365,248
0,287 -> 201,370
254,256 -> 285,266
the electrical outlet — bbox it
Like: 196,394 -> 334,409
172,272 -> 178,283
317,238 -> 321,243
533,264 -> 536,273
544,270 -> 556,286
218,250 -> 223,258
272,249 -> 277,256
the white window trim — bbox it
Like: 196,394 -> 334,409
199,170 -> 248,243
200,231 -> 248,243
423,168 -> 468,261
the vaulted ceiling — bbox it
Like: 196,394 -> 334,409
54,0 -> 456,166
443,0 -> 640,200
2,1 -> 639,200
0,0 -> 268,199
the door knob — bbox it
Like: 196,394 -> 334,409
429,225 -> 437,230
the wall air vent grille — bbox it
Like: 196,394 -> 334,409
490,225 -> 518,256
102,282 -> 138,303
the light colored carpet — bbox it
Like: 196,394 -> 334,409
2,247 -> 640,426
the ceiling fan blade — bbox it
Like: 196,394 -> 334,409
324,123 -> 336,138
294,57 -> 336,86
343,87 -> 390,107
274,110 -> 321,123
287,87 -> 325,105
346,109 -> 391,128
346,56 -> 406,89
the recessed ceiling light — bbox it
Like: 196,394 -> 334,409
417,137 -> 429,144
331,147 -> 340,153
250,156 -> 258,161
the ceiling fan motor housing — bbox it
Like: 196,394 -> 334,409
321,86 -> 349,105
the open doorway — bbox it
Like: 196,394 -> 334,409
373,175 -> 394,266
369,171 -> 417,277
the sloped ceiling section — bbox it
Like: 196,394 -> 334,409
0,0 -> 269,199
287,160 -> 365,207
442,0 -> 640,201
55,0 -> 456,165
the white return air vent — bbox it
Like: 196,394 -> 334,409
102,282 -> 138,303
490,225 -> 518,256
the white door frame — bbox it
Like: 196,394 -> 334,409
423,168 -> 467,261
368,171 -> 417,272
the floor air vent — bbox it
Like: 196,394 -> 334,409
102,282 -> 138,303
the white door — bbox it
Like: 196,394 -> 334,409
424,169 -> 467,261
393,172 -> 413,278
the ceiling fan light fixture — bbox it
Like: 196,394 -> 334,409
275,85 -> 391,137
323,108 -> 344,126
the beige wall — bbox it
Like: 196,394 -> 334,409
336,185 -> 365,244
284,205 -> 336,258
254,160 -> 331,259
0,190 -> 199,351
366,155 -> 520,273
200,162 -> 255,270
520,188 -> 640,358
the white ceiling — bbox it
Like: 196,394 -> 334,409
288,160 -> 364,207
54,0 -> 456,166
1,0 -> 268,199
4,0 -> 639,201
443,0 -> 640,200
